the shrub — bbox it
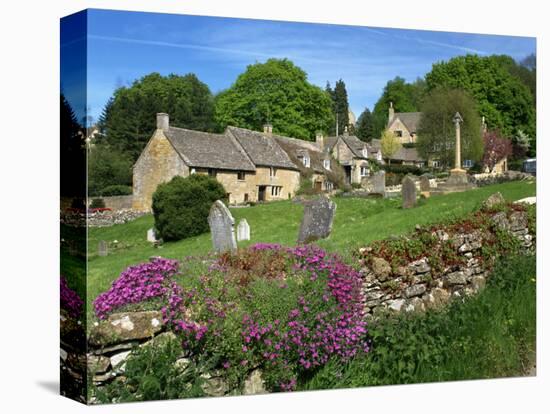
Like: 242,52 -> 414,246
89,198 -> 105,209
152,175 -> 226,241
382,164 -> 427,176
100,184 -> 132,196
296,178 -> 321,196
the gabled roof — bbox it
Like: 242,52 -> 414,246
275,136 -> 330,174
390,147 -> 424,162
389,112 -> 422,133
327,134 -> 380,160
226,127 -> 299,170
164,127 -> 256,172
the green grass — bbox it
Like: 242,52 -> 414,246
301,254 -> 536,389
77,180 -> 535,321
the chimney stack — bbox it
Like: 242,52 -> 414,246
315,131 -> 324,150
388,101 -> 394,122
157,113 -> 169,131
263,123 -> 273,135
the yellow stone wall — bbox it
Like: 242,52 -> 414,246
132,130 -> 189,211
388,118 -> 416,143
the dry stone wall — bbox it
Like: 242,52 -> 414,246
357,199 -> 534,318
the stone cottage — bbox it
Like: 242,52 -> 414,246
132,114 -> 301,211
387,102 -> 421,144
321,128 -> 382,185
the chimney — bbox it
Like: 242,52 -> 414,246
388,101 -> 395,122
157,113 -> 169,131
315,131 -> 324,150
263,123 -> 273,135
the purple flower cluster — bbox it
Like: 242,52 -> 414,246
60,276 -> 83,318
93,258 -> 179,319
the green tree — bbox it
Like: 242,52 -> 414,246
380,129 -> 402,165
372,77 -> 426,138
99,72 -> 214,161
416,88 -> 483,168
326,79 -> 350,135
60,93 -> 85,197
425,55 -> 535,143
88,144 -> 133,196
213,59 -> 333,140
356,107 -> 375,141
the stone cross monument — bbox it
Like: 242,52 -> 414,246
452,111 -> 464,172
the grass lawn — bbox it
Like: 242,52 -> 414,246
79,180 -> 535,321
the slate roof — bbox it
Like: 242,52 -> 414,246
164,127 -> 256,172
275,136 -> 330,174
327,134 -> 380,161
390,112 -> 422,133
226,126 -> 300,170
390,147 -> 424,162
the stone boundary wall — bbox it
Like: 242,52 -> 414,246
90,195 -> 134,211
357,204 -> 534,317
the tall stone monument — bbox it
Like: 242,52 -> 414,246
297,197 -> 337,244
208,200 -> 237,254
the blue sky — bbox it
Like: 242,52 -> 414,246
62,9 -> 536,124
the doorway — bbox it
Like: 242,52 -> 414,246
258,186 -> 266,202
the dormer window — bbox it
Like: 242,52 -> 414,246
190,168 -> 196,175
362,147 -> 368,158
298,154 -> 310,168
323,159 -> 331,170
376,152 -> 382,161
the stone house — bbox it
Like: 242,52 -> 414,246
387,102 -> 421,144
132,114 -> 301,211
321,128 -> 382,185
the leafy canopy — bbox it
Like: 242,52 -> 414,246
98,72 -> 214,161
380,129 -> 402,163
214,59 -> 333,140
416,88 -> 483,168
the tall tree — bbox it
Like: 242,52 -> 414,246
482,129 -> 513,172
100,72 -> 214,161
416,88 -> 483,168
425,55 -> 535,145
371,77 -> 426,139
380,129 -> 402,165
356,107 -> 375,141
331,79 -> 350,136
60,93 -> 85,197
214,59 -> 333,140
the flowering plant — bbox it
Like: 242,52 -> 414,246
60,276 -> 83,318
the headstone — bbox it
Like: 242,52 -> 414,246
372,171 -> 386,195
147,228 -> 157,243
208,200 -> 237,254
236,219 -> 250,241
98,240 -> 108,257
419,174 -> 431,192
297,197 -> 337,244
402,176 -> 417,209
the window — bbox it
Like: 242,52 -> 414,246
208,168 -> 217,177
323,159 -> 331,170
395,130 -> 403,137
298,154 -> 310,168
362,147 -> 368,158
324,181 -> 333,191
432,160 -> 440,168
360,166 -> 369,177
190,168 -> 196,175
237,171 -> 246,181
270,167 -> 277,177
376,151 -> 382,161
463,159 -> 474,168
271,186 -> 282,197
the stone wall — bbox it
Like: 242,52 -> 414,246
88,195 -> 134,211
357,202 -> 534,317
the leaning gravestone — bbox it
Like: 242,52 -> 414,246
208,200 -> 237,254
419,174 -> 431,192
147,228 -> 157,243
297,197 -> 337,244
98,240 -> 108,257
372,171 -> 386,195
402,175 -> 417,209
236,219 -> 250,241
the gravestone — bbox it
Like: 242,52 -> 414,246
98,240 -> 108,257
372,171 -> 386,195
236,219 -> 250,241
147,228 -> 157,243
402,176 -> 417,209
208,200 -> 237,254
419,174 -> 431,192
297,197 -> 337,244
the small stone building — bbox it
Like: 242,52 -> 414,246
132,114 -> 301,211
387,102 -> 421,144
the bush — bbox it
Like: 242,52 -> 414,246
295,178 -> 321,196
382,164 -> 427,176
89,198 -> 105,209
152,175 -> 226,241
100,185 -> 132,196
